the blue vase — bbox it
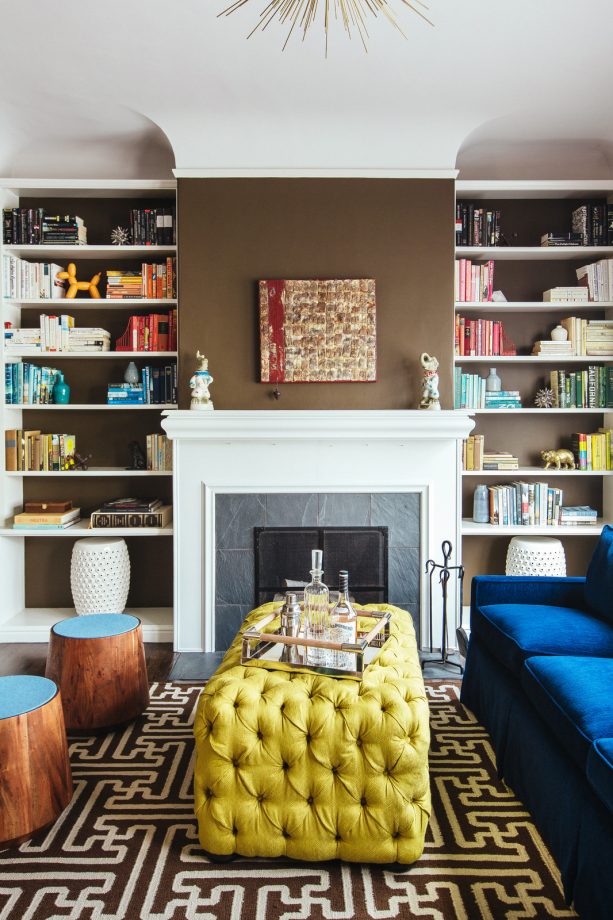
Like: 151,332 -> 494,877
52,372 -> 70,405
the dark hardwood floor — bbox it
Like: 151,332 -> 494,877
0,643 -> 177,682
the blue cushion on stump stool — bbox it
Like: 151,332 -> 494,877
0,675 -> 58,720
520,656 -> 613,771
587,738 -> 613,817
472,603 -> 613,675
52,613 -> 140,639
585,524 -> 613,624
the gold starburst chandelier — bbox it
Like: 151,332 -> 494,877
219,0 -> 433,51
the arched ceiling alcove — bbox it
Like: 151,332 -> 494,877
0,0 -> 611,177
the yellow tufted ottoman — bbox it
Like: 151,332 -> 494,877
193,603 -> 430,864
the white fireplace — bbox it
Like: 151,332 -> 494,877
162,410 -> 474,653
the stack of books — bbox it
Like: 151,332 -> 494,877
5,362 -> 61,405
576,259 -> 613,300
42,215 -> 87,245
455,205 -> 501,246
559,506 -> 599,526
543,287 -> 589,303
455,317 -> 516,356
90,497 -> 173,529
487,482 -> 563,526
141,364 -> 177,404
482,451 -> 519,470
1,255 -> 66,300
129,208 -> 176,245
462,434 -> 485,470
455,259 -> 495,302
107,383 -> 144,405
585,321 -> 613,356
4,320 -> 110,353
454,369 -> 486,409
540,232 -> 583,247
69,327 -> 111,352
115,312 -> 177,352
484,390 -> 522,409
550,367 -> 613,408
571,430 -> 613,470
572,204 -> 611,246
147,434 -> 172,471
5,430 -> 76,471
3,207 -> 44,244
13,501 -> 80,531
105,270 -> 143,299
532,339 -> 575,357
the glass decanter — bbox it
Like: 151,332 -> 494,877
303,549 -> 330,667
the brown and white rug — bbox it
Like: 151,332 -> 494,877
0,682 -> 576,919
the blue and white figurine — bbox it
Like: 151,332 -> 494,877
189,351 -> 214,410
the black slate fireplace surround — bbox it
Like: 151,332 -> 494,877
254,526 -> 389,607
214,491 -> 420,650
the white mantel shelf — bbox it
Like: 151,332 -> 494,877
162,410 -> 474,442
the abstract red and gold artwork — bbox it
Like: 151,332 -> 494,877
259,279 -> 376,383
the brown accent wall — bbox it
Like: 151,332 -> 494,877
178,178 -> 455,409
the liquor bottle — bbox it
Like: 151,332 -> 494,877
303,549 -> 329,667
329,570 -> 357,670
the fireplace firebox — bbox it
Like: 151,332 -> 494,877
254,526 -> 389,607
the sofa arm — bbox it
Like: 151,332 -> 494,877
471,575 -> 586,621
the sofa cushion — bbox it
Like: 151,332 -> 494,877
585,525 -> 613,624
587,739 -> 613,818
521,656 -> 613,771
472,603 -> 613,675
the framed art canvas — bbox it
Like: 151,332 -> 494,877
259,278 -> 376,383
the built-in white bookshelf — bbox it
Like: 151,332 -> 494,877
0,178 -> 177,642
455,179 -> 613,555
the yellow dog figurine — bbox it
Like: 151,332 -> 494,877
57,262 -> 101,299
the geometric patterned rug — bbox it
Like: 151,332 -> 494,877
0,681 -> 577,919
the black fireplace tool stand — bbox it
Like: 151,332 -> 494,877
421,540 -> 464,674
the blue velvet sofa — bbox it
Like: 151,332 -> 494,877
461,524 -> 613,920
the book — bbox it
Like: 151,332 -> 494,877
98,497 -> 163,513
543,287 -> 589,302
455,204 -> 501,247
13,508 -> 80,526
89,505 -> 173,529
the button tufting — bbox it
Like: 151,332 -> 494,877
356,738 -> 362,747
232,825 -> 238,835
232,758 -> 239,768
257,794 -> 265,803
331,765 -> 337,774
305,734 -> 311,744
233,702 -> 239,709
282,828 -> 290,838
307,795 -> 314,805
282,761 -> 289,771
335,834 -> 342,842
360,796 -> 367,806
257,730 -> 263,740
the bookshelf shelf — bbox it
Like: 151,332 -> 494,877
3,244 -> 176,259
469,408 -> 610,415
0,178 -> 178,643
5,351 -> 178,359
5,404 -> 177,411
462,468 -> 613,477
5,468 -> 173,477
462,519 -> 604,536
0,521 -> 173,536
456,180 -> 613,200
455,355 -> 613,364
456,302 -> 612,313
4,298 -> 178,309
456,246 -> 613,261
0,606 -> 173,643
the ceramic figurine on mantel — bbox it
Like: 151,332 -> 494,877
189,351 -> 214,410
419,353 -> 441,410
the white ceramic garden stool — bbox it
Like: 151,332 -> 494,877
505,535 -> 566,577
70,537 -> 130,615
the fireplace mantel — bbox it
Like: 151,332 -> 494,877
162,410 -> 474,653
162,409 -> 473,442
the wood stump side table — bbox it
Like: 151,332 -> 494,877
0,675 -> 73,848
46,614 -> 150,731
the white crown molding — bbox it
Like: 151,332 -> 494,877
162,410 -> 474,442
173,168 -> 458,180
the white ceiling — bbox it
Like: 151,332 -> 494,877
1,0 -> 613,179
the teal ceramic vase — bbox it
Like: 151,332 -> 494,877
52,372 -> 70,405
